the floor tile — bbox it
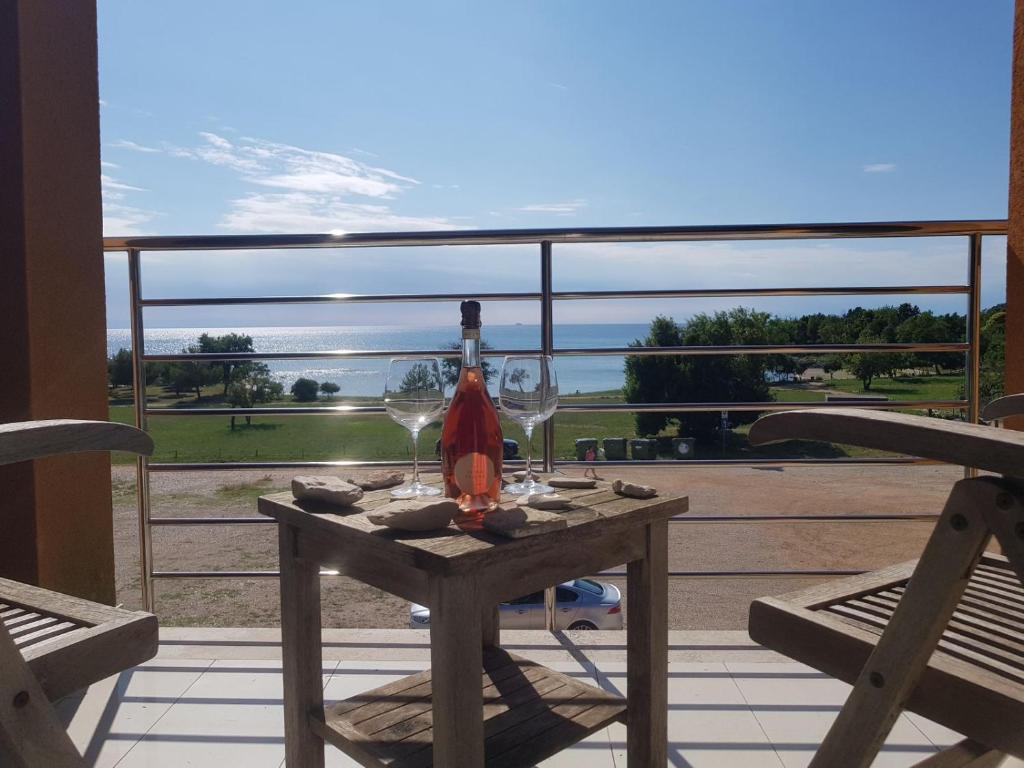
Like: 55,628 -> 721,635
116,659 -> 335,768
56,658 -> 213,768
725,662 -> 938,768
597,661 -> 785,767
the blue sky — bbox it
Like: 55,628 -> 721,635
99,1 -> 1016,328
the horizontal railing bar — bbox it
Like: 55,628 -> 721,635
145,456 -> 940,471
151,568 -> 865,579
102,219 -> 1007,251
140,291 -> 541,307
140,341 -> 967,363
146,405 -> 387,416
146,513 -> 939,527
558,457 -> 939,466
141,348 -> 535,363
151,517 -> 274,525
600,569 -> 867,578
148,460 -> 442,471
673,514 -> 941,522
558,400 -> 967,413
135,285 -> 971,309
555,342 -> 969,357
144,399 -> 967,418
552,285 -> 970,300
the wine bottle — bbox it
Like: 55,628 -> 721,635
441,300 -> 503,527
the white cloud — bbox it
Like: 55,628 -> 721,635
111,139 -> 162,153
106,131 -> 460,234
101,160 -> 120,169
101,174 -> 146,198
547,82 -> 569,91
863,162 -> 896,173
103,203 -> 159,235
515,199 -> 587,214
220,192 -> 460,234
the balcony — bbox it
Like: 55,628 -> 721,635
58,628 -> 1024,768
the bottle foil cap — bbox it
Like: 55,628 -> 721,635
460,300 -> 482,329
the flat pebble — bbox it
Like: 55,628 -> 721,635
292,476 -> 364,507
612,479 -> 658,499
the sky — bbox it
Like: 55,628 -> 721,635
98,1 -> 1017,329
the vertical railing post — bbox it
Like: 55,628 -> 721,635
540,240 -> 557,631
540,240 -> 555,473
128,248 -> 155,612
964,233 -> 983,479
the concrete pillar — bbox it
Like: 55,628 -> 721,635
0,1 -> 115,603
1009,0 -> 1024,414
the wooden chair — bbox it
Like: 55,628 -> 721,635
747,403 -> 1024,768
0,420 -> 158,767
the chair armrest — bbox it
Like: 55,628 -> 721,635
748,408 -> 1024,477
982,394 -> 1024,422
0,420 -> 153,466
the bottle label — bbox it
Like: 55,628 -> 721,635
453,452 -> 496,495
462,328 -> 481,340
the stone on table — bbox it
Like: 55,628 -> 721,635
612,479 -> 657,499
483,505 -> 568,538
292,476 -> 364,507
516,493 -> 571,510
345,470 -> 405,491
365,499 -> 458,531
547,476 -> 597,489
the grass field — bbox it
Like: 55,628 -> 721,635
110,373 -> 965,465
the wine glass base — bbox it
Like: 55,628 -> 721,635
504,479 -> 555,496
390,481 -> 442,499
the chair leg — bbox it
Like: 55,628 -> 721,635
982,477 -> 1024,586
808,478 -> 998,768
912,739 -> 1007,768
0,622 -> 82,767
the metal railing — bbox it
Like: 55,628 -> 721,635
104,219 -> 1007,613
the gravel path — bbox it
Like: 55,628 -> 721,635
111,462 -> 964,629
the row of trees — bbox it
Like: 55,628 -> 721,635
624,304 -> 1005,443
108,334 -> 341,429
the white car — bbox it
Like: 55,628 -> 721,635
409,578 -> 622,631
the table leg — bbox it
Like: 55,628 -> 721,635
627,519 -> 668,765
279,523 -> 325,768
429,574 -> 484,766
482,602 -> 500,649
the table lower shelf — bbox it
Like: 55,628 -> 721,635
313,648 -> 626,768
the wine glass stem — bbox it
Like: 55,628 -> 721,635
523,425 -> 534,484
410,429 -> 420,486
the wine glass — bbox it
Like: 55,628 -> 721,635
500,356 -> 559,496
384,358 -> 445,498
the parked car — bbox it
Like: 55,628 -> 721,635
409,578 -> 622,630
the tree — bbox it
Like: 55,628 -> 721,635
163,343 -> 220,400
320,381 -> 340,399
197,333 -> 255,395
624,311 -> 772,443
623,316 -> 685,438
291,377 -> 320,402
819,355 -> 843,380
441,340 -> 496,388
846,352 -> 887,390
108,348 -> 133,388
227,364 -> 283,429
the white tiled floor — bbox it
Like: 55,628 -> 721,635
54,630 -> 1022,767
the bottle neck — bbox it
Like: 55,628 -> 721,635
462,331 -> 481,368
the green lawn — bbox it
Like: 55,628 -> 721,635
112,375 -> 963,465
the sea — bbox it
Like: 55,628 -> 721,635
106,325 -> 651,397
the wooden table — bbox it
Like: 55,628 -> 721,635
260,477 -> 686,767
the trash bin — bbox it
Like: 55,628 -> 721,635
575,438 -> 598,461
672,437 -> 697,459
503,439 -> 519,460
602,437 -> 627,460
630,439 -> 657,460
